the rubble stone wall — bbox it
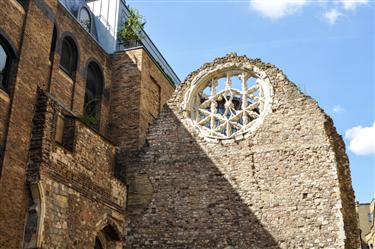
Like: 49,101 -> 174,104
139,49 -> 175,151
126,54 -> 360,249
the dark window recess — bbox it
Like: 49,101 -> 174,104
0,39 -> 15,93
114,148 -> 125,180
79,8 -> 91,32
60,37 -> 78,77
83,62 -> 103,130
94,238 -> 103,249
55,114 -> 75,151
49,26 -> 57,62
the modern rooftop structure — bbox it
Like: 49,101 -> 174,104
60,0 -> 180,85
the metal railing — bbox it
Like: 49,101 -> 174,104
118,0 -> 180,85
58,0 -> 180,85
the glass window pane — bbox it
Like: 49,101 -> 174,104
0,44 -> 7,73
84,63 -> 103,129
60,40 -> 72,72
60,38 -> 77,77
79,8 -> 91,32
94,238 -> 103,249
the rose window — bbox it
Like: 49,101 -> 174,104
183,64 -> 272,141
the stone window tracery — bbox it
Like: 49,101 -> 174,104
183,61 -> 273,141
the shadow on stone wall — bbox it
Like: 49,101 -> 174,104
125,106 -> 281,249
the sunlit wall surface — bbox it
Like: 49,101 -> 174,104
59,0 -> 122,53
86,0 -> 122,53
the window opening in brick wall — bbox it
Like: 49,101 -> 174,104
0,38 -> 15,93
60,37 -> 78,78
83,62 -> 103,130
94,237 -> 104,249
55,113 -> 75,151
79,7 -> 92,33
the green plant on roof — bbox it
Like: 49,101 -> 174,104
119,7 -> 146,42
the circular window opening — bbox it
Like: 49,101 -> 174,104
184,65 -> 272,141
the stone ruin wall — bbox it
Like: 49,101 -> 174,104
125,54 -> 359,249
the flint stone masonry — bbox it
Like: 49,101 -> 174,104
126,54 -> 360,249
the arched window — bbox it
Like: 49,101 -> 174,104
94,238 -> 103,249
60,37 -> 78,77
0,38 -> 15,93
94,224 -> 122,249
79,7 -> 91,32
84,62 -> 103,129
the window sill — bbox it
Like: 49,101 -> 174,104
0,88 -> 10,103
55,141 -> 74,153
58,68 -> 74,83
10,0 -> 26,15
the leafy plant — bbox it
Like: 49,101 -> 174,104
80,98 -> 100,128
119,7 -> 146,42
80,112 -> 98,127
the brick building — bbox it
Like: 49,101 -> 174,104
0,0 -> 360,248
0,0 -> 176,248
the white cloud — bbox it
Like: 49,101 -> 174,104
323,9 -> 343,25
249,0 -> 307,20
249,0 -> 369,22
332,104 -> 346,113
345,122 -> 375,156
341,0 -> 369,10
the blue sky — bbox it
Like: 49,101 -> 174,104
127,0 -> 374,203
